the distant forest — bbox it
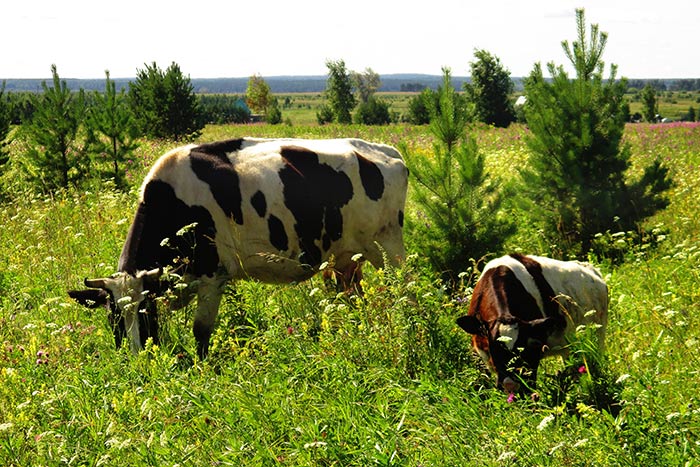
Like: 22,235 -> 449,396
3,74 -> 471,94
3,74 -> 699,94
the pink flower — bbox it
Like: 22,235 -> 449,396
578,365 -> 587,374
507,393 -> 516,403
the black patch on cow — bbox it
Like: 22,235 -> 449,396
509,253 -> 562,323
268,214 -> 288,251
278,146 -> 353,267
189,146 -> 244,225
355,152 -> 384,200
489,266 -> 544,323
192,139 -> 245,161
118,180 -> 219,278
251,190 -> 267,218
398,210 -> 404,227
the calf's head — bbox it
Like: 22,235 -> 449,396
68,269 -> 162,353
457,314 -> 560,394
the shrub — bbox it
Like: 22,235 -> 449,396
0,82 -> 10,170
265,98 -> 283,125
353,96 -> 391,125
406,89 -> 440,125
316,104 -> 334,125
198,95 -> 251,124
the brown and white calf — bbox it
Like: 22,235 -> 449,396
69,138 -> 408,359
457,254 -> 608,394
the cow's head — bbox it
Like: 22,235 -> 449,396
68,269 -> 162,353
457,314 -> 560,394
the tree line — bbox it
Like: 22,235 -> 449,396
0,9 -> 674,272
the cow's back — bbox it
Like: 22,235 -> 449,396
130,138 -> 408,283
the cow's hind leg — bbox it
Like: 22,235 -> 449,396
193,276 -> 226,360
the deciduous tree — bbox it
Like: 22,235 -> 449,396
246,74 -> 272,114
324,59 -> 355,124
640,84 -> 658,122
352,68 -> 381,104
463,49 -> 516,127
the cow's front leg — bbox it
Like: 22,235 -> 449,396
193,275 -> 226,360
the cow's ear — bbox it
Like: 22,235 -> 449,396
525,317 -> 561,344
140,267 -> 164,292
456,315 -> 486,335
68,289 -> 110,309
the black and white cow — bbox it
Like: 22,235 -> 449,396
456,254 -> 608,394
69,138 -> 408,359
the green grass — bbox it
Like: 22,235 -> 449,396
276,91 -> 700,125
1,123 -> 699,465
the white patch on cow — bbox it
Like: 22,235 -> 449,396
533,255 -> 608,345
482,255 -> 545,317
497,322 -> 520,350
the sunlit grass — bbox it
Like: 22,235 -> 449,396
1,122 -> 698,465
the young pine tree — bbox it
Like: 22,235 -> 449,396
402,68 -> 514,283
522,9 -> 672,258
0,82 -> 11,170
640,84 -> 658,122
129,62 -> 203,140
22,65 -> 90,191
86,71 -> 139,188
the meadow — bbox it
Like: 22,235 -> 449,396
275,91 -> 700,125
1,120 -> 699,466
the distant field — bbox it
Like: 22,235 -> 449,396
274,92 -> 415,125
275,91 -> 700,125
627,90 -> 700,121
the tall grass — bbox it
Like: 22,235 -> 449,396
1,123 -> 698,465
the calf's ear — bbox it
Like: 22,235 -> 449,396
456,315 -> 485,335
525,316 -> 561,344
68,289 -> 110,309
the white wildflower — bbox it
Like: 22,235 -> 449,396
497,335 -> 513,344
537,414 -> 555,431
497,451 -> 516,462
573,438 -> 588,448
615,374 -> 631,384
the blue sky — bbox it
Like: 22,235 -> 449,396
3,0 -> 698,79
